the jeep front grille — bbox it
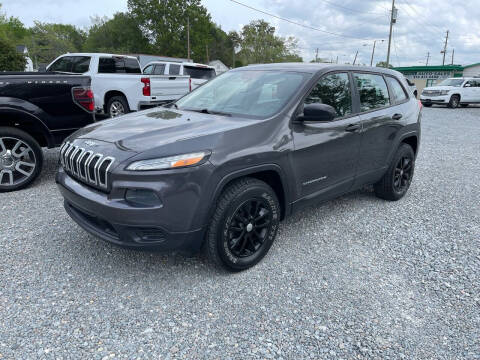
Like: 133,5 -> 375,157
60,142 -> 115,190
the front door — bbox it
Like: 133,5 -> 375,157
291,72 -> 362,208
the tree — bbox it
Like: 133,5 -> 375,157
234,20 -> 302,65
84,13 -> 151,54
28,22 -> 86,64
376,61 -> 393,68
0,37 -> 26,71
128,0 -> 213,61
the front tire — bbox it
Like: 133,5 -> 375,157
205,178 -> 280,271
106,96 -> 130,118
374,143 -> 415,201
0,127 -> 43,192
448,95 -> 460,108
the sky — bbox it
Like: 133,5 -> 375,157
2,0 -> 480,67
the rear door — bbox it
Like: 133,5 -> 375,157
291,72 -> 362,207
462,80 -> 476,102
353,72 -> 407,186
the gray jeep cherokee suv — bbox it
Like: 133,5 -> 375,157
56,63 -> 421,271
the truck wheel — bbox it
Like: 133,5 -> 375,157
106,96 -> 129,118
0,127 -> 43,192
374,143 -> 415,201
448,95 -> 460,108
205,178 -> 280,271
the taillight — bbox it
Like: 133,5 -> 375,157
72,87 -> 94,112
141,77 -> 151,96
189,78 -> 192,92
418,100 -> 423,110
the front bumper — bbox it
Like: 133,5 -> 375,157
420,94 -> 449,104
56,168 -> 206,254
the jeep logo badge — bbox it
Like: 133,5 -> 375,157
84,140 -> 98,147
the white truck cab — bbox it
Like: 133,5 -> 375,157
420,77 -> 480,108
143,61 -> 216,91
47,53 -> 190,117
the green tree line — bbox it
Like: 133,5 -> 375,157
0,0 -> 302,71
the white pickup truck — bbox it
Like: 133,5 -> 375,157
46,53 -> 190,117
143,61 -> 216,91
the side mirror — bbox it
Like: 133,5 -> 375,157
298,103 -> 336,122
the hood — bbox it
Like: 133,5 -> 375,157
73,108 -> 257,153
423,85 -> 457,91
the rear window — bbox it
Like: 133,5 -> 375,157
386,76 -> 408,103
153,64 -> 166,75
98,57 -> 141,74
48,56 -> 91,73
184,66 -> 216,80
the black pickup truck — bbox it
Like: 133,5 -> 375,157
0,73 -> 95,192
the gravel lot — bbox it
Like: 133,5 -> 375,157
1,106 -> 479,359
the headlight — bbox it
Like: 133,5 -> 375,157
126,151 -> 210,171
440,90 -> 450,95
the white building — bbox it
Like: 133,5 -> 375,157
209,60 -> 230,75
16,45 -> 33,72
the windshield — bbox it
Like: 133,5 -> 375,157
176,70 -> 308,118
437,78 -> 464,87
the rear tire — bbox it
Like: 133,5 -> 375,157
0,127 -> 43,192
205,177 -> 280,271
448,95 -> 460,108
374,143 -> 415,201
106,96 -> 130,118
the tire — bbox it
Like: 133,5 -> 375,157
460,104 -> 469,108
0,127 -> 43,192
205,177 -> 281,271
447,95 -> 460,108
374,143 -> 415,201
413,91 -> 418,99
422,102 -> 432,107
106,95 -> 130,118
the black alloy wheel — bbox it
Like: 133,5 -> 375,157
227,198 -> 272,258
393,156 -> 413,193
205,177 -> 280,271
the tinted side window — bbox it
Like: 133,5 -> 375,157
354,73 -> 390,112
124,58 -> 141,74
48,57 -> 72,72
143,65 -> 153,74
169,64 -> 180,75
386,76 -> 407,103
71,56 -> 91,73
304,72 -> 352,118
153,64 -> 166,75
98,57 -> 126,73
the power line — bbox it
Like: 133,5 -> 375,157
401,0 -> 444,33
229,0 -> 373,40
317,0 -> 386,16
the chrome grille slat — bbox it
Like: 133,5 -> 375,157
60,141 -> 115,190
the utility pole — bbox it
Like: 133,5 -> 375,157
386,0 -> 397,68
315,48 -> 319,63
426,52 -> 430,66
451,48 -> 455,65
370,40 -> 384,67
353,50 -> 359,65
441,30 -> 449,66
206,44 -> 209,63
187,17 -> 191,61
336,55 -> 339,64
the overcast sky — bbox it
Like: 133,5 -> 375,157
2,0 -> 479,66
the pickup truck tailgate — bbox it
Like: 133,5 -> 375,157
149,75 -> 190,99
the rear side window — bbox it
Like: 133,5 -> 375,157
304,72 -> 352,118
98,57 -> 140,74
169,64 -> 180,75
183,66 -> 216,80
153,64 -> 166,75
48,56 -> 90,73
354,73 -> 390,112
386,76 -> 408,103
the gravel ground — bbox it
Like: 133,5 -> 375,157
1,106 -> 479,359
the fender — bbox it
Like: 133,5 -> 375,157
385,130 -> 419,166
0,106 -> 54,147
204,163 -> 292,224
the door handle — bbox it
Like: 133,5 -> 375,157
392,113 -> 403,120
345,123 -> 361,132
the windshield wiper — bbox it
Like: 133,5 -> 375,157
183,108 -> 232,117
